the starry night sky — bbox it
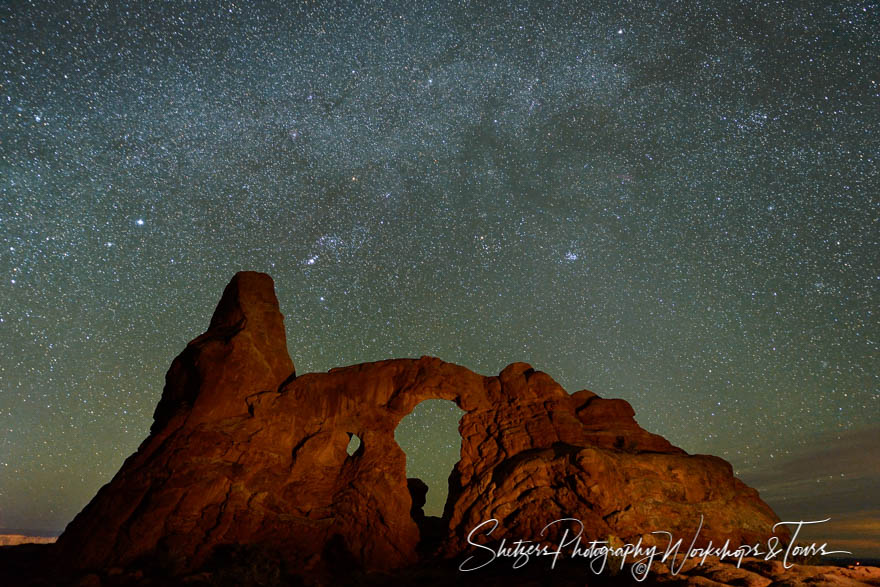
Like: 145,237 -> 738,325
1,0 -> 877,554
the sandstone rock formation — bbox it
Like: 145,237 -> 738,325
0,534 -> 57,547
54,271 -> 788,582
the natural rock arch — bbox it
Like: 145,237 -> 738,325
54,272 -> 786,581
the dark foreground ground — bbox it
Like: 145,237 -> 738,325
1,542 -> 879,586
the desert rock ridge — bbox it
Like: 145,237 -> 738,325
52,271 -> 787,581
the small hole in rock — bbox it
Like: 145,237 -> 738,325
346,433 -> 361,456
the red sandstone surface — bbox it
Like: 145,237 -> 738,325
28,271 -> 861,585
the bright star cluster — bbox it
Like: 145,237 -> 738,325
0,1 -> 877,548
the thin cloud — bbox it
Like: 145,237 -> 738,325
738,426 -> 880,558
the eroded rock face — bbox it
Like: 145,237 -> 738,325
55,271 -> 786,580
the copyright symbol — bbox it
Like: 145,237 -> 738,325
633,562 -> 649,576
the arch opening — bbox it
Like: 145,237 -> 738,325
395,399 -> 465,547
346,433 -> 361,456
